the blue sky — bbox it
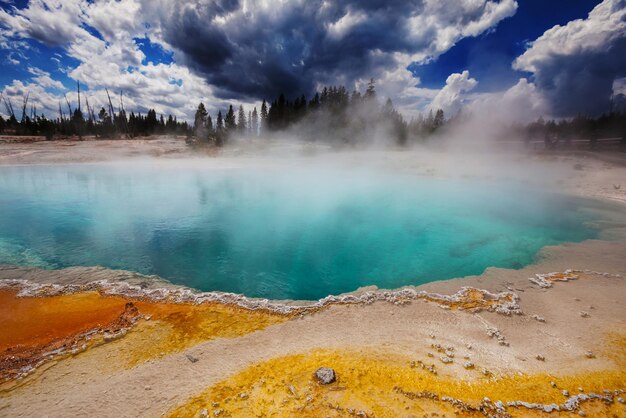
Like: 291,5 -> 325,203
1,0 -> 624,120
412,0 -> 600,92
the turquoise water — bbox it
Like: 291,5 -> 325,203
0,163 -> 597,300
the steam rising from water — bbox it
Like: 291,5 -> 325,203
0,156 -> 597,300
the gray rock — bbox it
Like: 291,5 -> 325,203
314,367 -> 336,384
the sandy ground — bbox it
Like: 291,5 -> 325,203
0,138 -> 625,417
0,136 -> 193,165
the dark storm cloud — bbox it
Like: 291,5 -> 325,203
157,0 -> 517,100
513,0 -> 626,116
535,39 -> 626,116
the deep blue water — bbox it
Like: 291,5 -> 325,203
0,163 -> 597,300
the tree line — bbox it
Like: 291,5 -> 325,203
2,79 -> 625,147
513,112 -> 626,143
191,79 -> 449,146
0,89 -> 191,139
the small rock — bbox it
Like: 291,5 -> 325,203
185,354 -> 199,363
314,367 -> 336,385
463,361 -> 474,369
563,390 -> 569,397
466,343 -> 472,350
535,354 -> 545,361
531,314 -> 546,323
199,409 -> 208,417
288,385 -> 298,397
213,409 -> 223,417
617,397 -> 625,404
578,411 -> 586,417
144,385 -> 151,391
578,387 -> 584,392
550,381 -> 557,388
440,356 -> 453,364
585,351 -> 595,359
211,402 -> 220,407
579,311 -> 590,318
239,392 -> 248,399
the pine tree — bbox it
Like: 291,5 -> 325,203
251,107 -> 259,136
309,93 -> 320,110
297,94 -> 307,119
320,87 -> 328,105
381,98 -> 407,145
379,98 -> 388,115
426,109 -> 434,133
216,111 -> 224,131
260,100 -> 268,133
365,78 -> 376,100
225,105 -> 236,131
276,94 -> 286,128
237,105 -> 247,133
146,109 -> 158,134
194,103 -> 208,137
434,109 -> 445,129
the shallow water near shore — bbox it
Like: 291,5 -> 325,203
0,162 -> 599,300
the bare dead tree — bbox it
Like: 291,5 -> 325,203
85,96 -> 93,123
0,92 -> 11,117
64,94 -> 72,116
77,81 -> 81,114
20,92 -> 29,123
119,90 -> 130,135
0,93 -> 13,119
105,88 -> 115,121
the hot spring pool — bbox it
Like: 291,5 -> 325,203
0,163 -> 598,300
